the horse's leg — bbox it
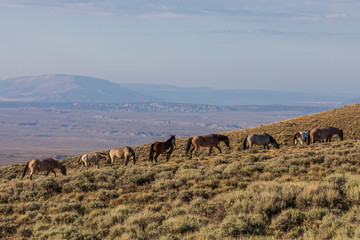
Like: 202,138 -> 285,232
215,146 -> 222,153
194,145 -> 199,157
52,170 -> 56,177
189,146 -> 194,159
46,171 -> 50,176
166,151 -> 172,162
29,170 -> 34,180
328,135 -> 333,142
209,147 -> 213,156
96,160 -> 99,169
154,152 -> 160,163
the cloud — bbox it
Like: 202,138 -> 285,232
326,13 -> 347,19
0,0 -> 358,23
139,12 -> 193,20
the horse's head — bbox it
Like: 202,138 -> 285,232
61,165 -> 67,176
130,151 -> 136,164
224,136 -> 230,148
268,134 -> 280,149
272,141 -> 280,149
171,135 -> 176,146
339,129 -> 344,140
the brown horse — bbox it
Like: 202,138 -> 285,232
21,158 -> 66,180
185,134 -> 230,159
108,147 -> 136,166
309,127 -> 343,143
76,152 -> 109,169
149,135 -> 176,163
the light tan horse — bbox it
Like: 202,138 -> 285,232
309,127 -> 343,143
185,134 -> 230,159
76,152 -> 109,169
21,158 -> 66,180
108,147 -> 136,166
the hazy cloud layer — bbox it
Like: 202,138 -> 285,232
1,0 -> 359,22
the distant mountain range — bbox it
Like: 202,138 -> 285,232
0,74 -> 355,106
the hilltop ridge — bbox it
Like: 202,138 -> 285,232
226,103 -> 360,143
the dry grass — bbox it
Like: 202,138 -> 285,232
1,103 -> 360,239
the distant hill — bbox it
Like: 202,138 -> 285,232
120,83 -> 349,106
0,74 -> 155,103
0,74 -> 352,105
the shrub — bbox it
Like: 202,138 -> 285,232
53,213 -> 80,224
97,190 -> 119,201
34,178 -> 62,200
126,209 -> 165,232
189,198 -> 217,218
161,215 -> 207,235
270,208 -> 305,236
220,213 -> 266,238
344,175 -> 360,202
0,204 -> 13,216
296,184 -> 343,209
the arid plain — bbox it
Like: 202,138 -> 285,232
0,104 -> 325,166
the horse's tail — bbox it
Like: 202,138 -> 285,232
149,144 -> 155,162
307,132 -> 311,145
185,137 -> 193,154
242,135 -> 248,150
291,133 -> 298,145
21,161 -> 30,179
76,155 -> 82,165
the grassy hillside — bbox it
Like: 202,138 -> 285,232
1,103 -> 360,239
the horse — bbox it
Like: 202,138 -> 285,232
292,131 -> 310,145
108,147 -> 136,166
185,134 -> 230,159
243,133 -> 279,150
149,135 -> 176,163
21,158 -> 66,180
76,152 -> 109,169
309,127 -> 343,143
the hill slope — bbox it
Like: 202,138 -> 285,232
226,103 -> 360,144
1,104 -> 360,239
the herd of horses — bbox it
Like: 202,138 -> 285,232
21,126 -> 344,180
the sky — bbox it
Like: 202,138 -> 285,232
0,0 -> 359,95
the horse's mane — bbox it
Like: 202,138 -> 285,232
126,146 -> 135,156
217,134 -> 228,141
265,133 -> 276,142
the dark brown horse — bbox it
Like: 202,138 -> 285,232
21,158 -> 67,180
309,127 -> 343,143
149,135 -> 176,163
185,134 -> 230,159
